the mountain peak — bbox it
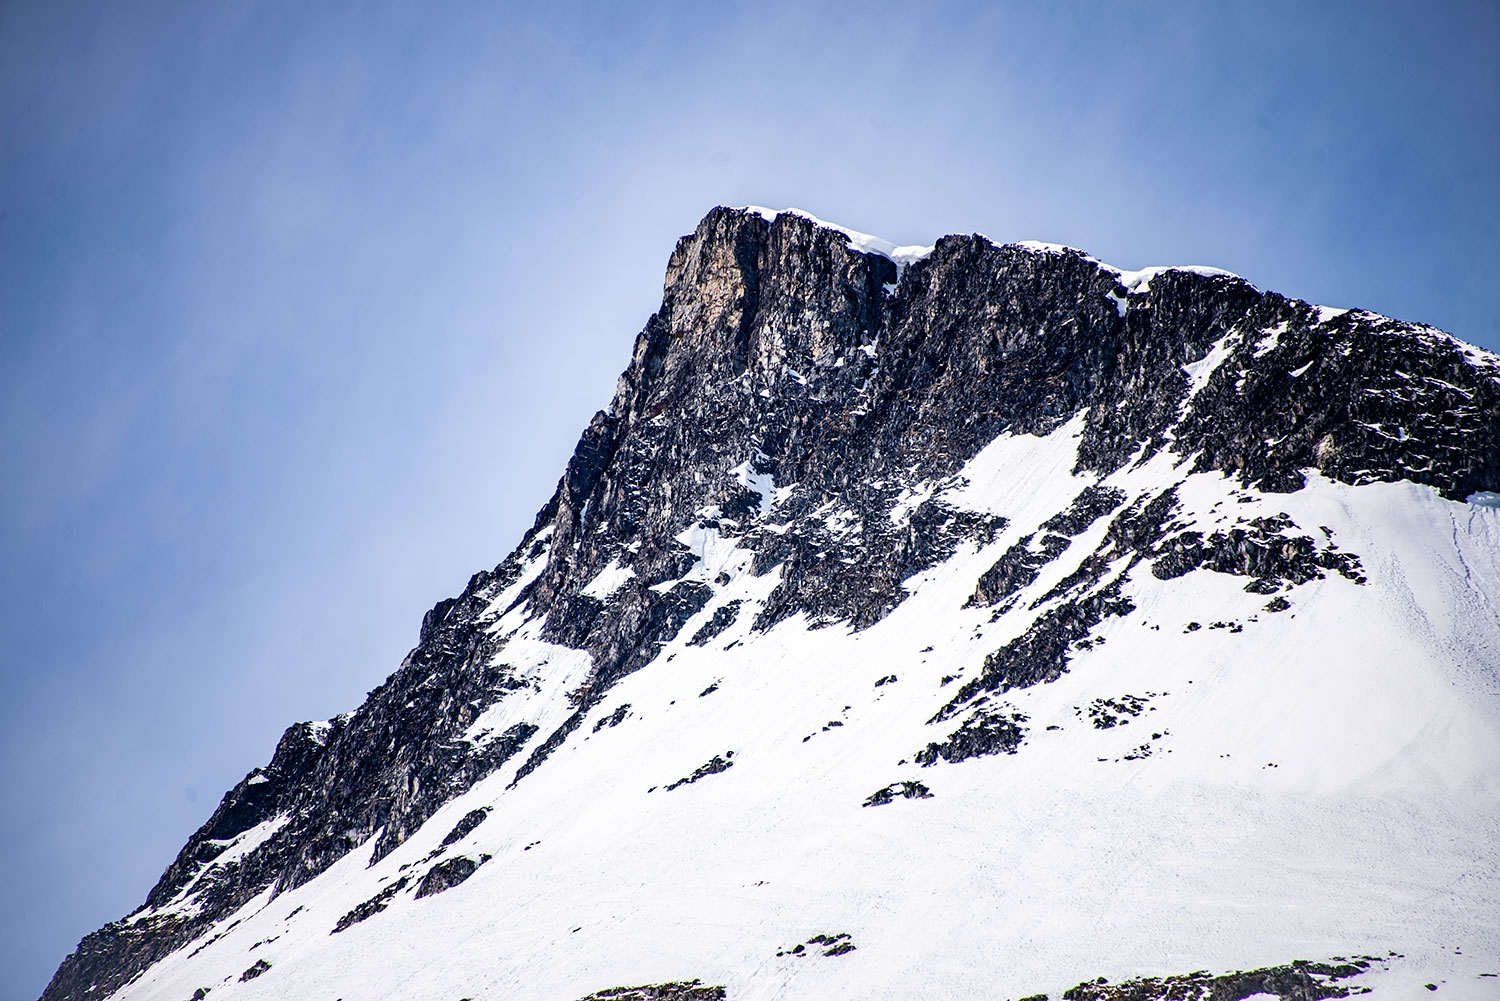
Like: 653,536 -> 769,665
42,209 -> 1500,1001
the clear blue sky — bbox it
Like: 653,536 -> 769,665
2,1 -> 1496,997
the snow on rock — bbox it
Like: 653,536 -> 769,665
740,207 -> 934,267
1181,330 -> 1241,406
1009,239 -> 1246,294
580,558 -> 637,599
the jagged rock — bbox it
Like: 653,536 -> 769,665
916,706 -> 1028,764
1042,486 -> 1129,537
1149,513 -> 1366,590
331,877 -> 408,934
414,856 -> 484,899
1079,695 -> 1156,730
577,981 -> 726,1001
665,753 -> 735,791
440,808 -> 490,848
862,781 -> 934,806
941,581 -> 1137,719
237,959 -> 270,982
968,532 -> 1073,607
688,601 -> 742,646
1056,957 -> 1379,1001
592,704 -> 632,732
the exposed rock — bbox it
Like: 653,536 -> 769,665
968,533 -> 1072,607
688,601 -> 742,646
331,877 -> 408,934
665,754 -> 735,791
1079,694 -> 1157,730
941,581 -> 1137,720
777,932 -> 856,958
237,959 -> 270,982
1149,513 -> 1366,591
1042,486 -> 1129,537
440,808 -> 490,848
577,981 -> 726,1001
916,705 -> 1028,765
862,780 -> 934,806
414,856 -> 485,899
1056,957 -> 1382,1001
807,932 -> 856,957
592,704 -> 632,732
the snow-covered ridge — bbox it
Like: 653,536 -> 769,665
1002,239 -> 1246,293
739,206 -> 934,267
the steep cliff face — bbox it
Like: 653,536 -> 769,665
42,209 -> 1500,1001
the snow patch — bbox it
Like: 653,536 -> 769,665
889,481 -> 938,526
1012,240 -> 1075,255
580,558 -> 636,600
730,453 -> 792,513
481,524 -> 555,621
1253,321 -> 1288,359
1112,264 -> 1242,295
1181,333 -> 1238,405
205,814 -> 290,868
1006,241 -> 1245,296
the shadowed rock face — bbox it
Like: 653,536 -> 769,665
41,208 -> 1500,1001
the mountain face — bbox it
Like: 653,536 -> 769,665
43,208 -> 1500,1001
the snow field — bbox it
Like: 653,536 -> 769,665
113,418 -> 1500,1001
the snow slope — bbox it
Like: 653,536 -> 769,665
105,412 -> 1500,1001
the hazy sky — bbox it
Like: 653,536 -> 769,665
2,1 -> 1497,996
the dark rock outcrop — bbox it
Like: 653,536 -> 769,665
414,855 -> 485,899
331,877 -> 409,934
862,781 -> 934,806
440,808 -> 490,848
665,753 -> 735,791
1055,956 -> 1382,1001
577,981 -> 726,1001
917,705 -> 1028,764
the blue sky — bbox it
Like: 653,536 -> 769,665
2,1 -> 1496,996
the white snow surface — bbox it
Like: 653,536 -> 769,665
741,207 -> 934,267
111,419 -> 1500,1001
579,558 -> 636,600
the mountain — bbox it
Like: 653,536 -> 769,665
42,207 -> 1500,1001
